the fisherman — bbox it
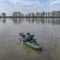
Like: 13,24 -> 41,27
20,32 -> 36,42
24,32 -> 35,42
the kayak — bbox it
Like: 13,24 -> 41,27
19,33 -> 42,51
23,41 -> 42,51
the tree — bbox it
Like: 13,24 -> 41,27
52,11 -> 55,17
48,12 -> 51,16
41,11 -> 45,17
12,12 -> 24,17
36,12 -> 40,17
2,12 -> 6,17
28,13 -> 31,17
31,12 -> 35,17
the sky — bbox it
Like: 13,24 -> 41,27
0,0 -> 60,15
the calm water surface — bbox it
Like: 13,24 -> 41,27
0,18 -> 60,60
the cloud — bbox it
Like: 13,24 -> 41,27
50,0 -> 60,6
2,0 -> 60,15
7,0 -> 40,7
8,0 -> 22,4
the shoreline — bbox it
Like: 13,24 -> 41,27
0,16 -> 60,18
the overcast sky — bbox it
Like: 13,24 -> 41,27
0,0 -> 60,15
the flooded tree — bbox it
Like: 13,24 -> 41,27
31,12 -> 35,17
41,11 -> 45,17
48,12 -> 51,16
1,12 -> 6,17
28,13 -> 31,17
36,12 -> 41,17
52,11 -> 55,17
12,12 -> 24,17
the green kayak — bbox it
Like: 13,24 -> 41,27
19,32 -> 42,51
23,41 -> 42,51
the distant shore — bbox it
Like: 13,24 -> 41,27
0,16 -> 60,18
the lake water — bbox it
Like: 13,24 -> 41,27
0,18 -> 60,60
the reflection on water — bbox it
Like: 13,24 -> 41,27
12,18 -> 24,24
0,18 -> 60,60
2,18 -> 6,23
26,18 -> 60,24
0,18 -> 60,25
0,18 -> 6,24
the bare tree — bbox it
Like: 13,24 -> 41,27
12,12 -> 24,17
41,11 -> 45,17
36,12 -> 40,17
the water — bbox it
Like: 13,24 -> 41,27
0,18 -> 60,60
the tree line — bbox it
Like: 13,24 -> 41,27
0,11 -> 60,17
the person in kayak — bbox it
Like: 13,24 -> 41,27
20,32 -> 36,42
24,32 -> 36,42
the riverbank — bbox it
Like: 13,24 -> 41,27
0,16 -> 60,18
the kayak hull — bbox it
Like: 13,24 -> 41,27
24,41 -> 42,50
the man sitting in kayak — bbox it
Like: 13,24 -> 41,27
24,32 -> 36,43
20,32 -> 36,42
